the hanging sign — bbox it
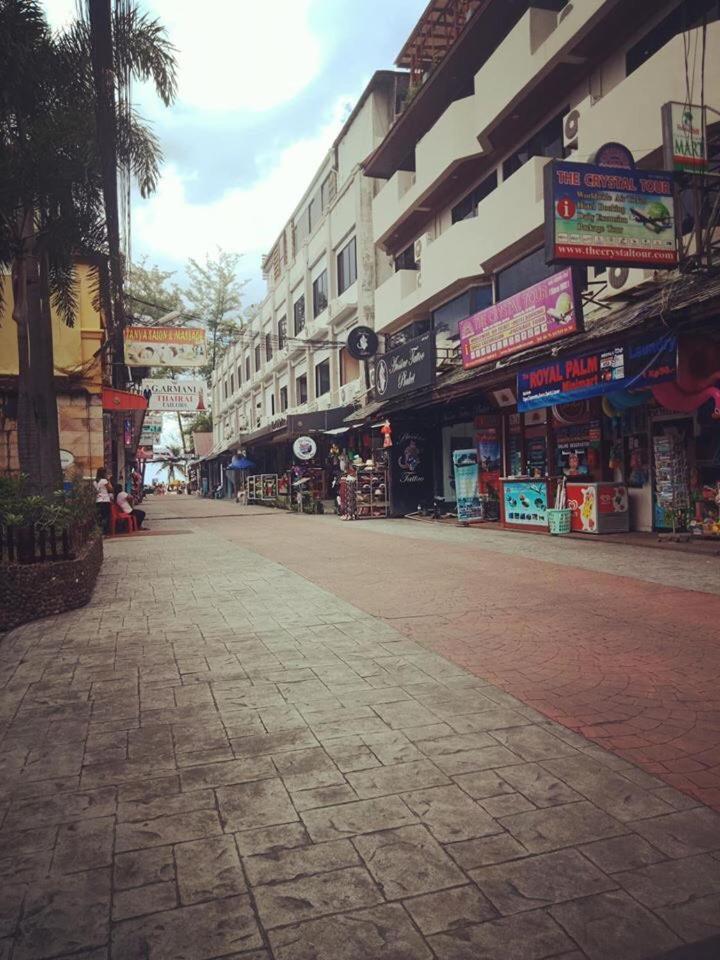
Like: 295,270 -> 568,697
545,160 -> 677,268
347,326 -> 379,360
293,436 -> 317,460
374,332 -> 435,401
459,268 -> 581,370
125,326 -> 207,368
142,379 -> 207,413
662,102 -> 707,173
517,336 -> 677,412
452,450 -> 483,522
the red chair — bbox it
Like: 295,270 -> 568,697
109,503 -> 138,536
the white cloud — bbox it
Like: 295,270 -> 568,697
132,98 -> 347,267
43,0 -> 323,114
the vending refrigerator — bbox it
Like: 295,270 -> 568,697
566,482 -> 630,534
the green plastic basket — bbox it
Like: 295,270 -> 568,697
547,508 -> 572,535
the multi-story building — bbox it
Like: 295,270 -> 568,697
357,0 -> 720,529
211,71 -> 407,478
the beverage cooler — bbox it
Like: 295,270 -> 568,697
565,482 -> 630,534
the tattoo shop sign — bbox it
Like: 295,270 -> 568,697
374,332 -> 435,401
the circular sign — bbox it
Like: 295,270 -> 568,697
556,196 -> 576,220
59,449 -> 75,470
375,357 -> 389,398
293,436 -> 317,461
594,141 -> 635,169
347,326 -> 379,361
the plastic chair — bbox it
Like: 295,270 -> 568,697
109,503 -> 138,536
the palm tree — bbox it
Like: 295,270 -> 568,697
154,444 -> 186,486
0,0 -> 176,496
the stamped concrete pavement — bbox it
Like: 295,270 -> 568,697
0,503 -> 719,960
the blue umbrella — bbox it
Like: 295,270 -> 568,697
228,456 -> 255,470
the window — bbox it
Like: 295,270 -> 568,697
278,316 -> 288,351
254,343 -> 261,371
223,379 -> 228,400
321,172 -> 336,211
308,196 -> 319,233
395,243 -> 418,272
312,270 -> 328,318
502,108 -> 568,182
432,287 -> 493,340
315,359 -> 330,397
293,296 -> 306,335
280,385 -> 288,412
386,318 -> 431,351
339,347 -> 360,386
495,247 -> 579,302
296,374 -> 308,405
451,172 -> 498,224
265,333 -> 273,362
237,364 -> 242,387
627,0 -> 719,76
245,355 -> 250,381
337,237 -> 357,294
230,373 -> 235,394
270,394 -> 275,416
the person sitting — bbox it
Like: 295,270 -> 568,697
116,486 -> 148,530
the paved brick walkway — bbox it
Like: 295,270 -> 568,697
217,507 -> 720,812
1,508 -> 720,959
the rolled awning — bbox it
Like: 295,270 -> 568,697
102,387 -> 149,411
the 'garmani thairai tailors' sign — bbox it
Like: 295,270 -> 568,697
125,326 -> 207,368
545,160 -> 677,268
459,268 -> 581,370
142,379 -> 207,413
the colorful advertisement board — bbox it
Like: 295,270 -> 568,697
517,336 -> 677,412
390,422 -> 434,516
502,479 -> 549,527
459,268 -> 581,370
142,378 -> 207,413
452,449 -> 483,522
662,102 -> 707,172
125,326 -> 207,368
545,160 -> 677,267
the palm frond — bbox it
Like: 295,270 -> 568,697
113,5 -> 178,107
47,254 -> 78,328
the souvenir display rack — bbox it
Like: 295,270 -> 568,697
653,433 -> 690,530
352,466 -> 389,518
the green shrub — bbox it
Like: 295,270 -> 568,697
0,476 -> 96,529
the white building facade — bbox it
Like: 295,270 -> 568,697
211,72 -> 406,459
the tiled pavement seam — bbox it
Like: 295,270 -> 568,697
0,528 -> 718,960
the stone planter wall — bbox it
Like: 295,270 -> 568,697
0,530 -> 103,632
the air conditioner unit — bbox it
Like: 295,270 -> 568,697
413,232 -> 433,264
316,394 -> 332,410
237,415 -> 248,431
563,107 -> 581,153
595,266 -> 655,302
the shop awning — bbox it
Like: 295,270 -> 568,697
287,405 -> 353,434
102,387 -> 149,411
324,426 -> 350,436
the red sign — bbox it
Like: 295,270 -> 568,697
102,387 -> 149,411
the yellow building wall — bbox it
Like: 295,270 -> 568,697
0,261 -> 107,480
0,261 -> 105,389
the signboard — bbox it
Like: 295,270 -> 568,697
390,422 -> 434,516
347,326 -> 379,360
662,102 -> 707,172
502,479 -> 549,527
517,335 -> 677,412
125,326 -> 207,368
452,450 -> 483,522
142,378 -> 207,413
374,332 -> 435,401
459,268 -> 581,370
545,160 -> 677,267
293,436 -> 317,461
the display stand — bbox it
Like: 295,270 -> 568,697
356,466 -> 389,518
500,477 -> 559,531
653,433 -> 690,533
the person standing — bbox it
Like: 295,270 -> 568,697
116,487 -> 147,531
94,468 -> 113,534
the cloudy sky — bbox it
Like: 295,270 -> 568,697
44,0 -> 423,303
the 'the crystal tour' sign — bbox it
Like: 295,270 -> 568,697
374,332 -> 435,401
